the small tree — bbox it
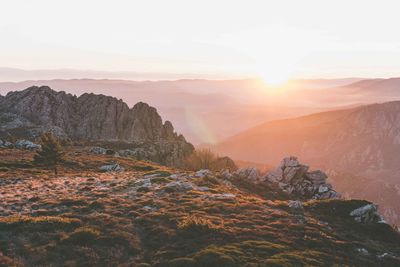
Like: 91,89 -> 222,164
33,133 -> 64,175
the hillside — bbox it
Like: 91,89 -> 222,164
0,147 -> 399,266
213,101 -> 400,225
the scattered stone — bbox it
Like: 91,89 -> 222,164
164,181 -> 194,192
356,248 -> 370,256
288,200 -> 303,210
219,169 -> 232,179
0,140 -> 13,148
350,204 -> 383,223
205,193 -> 236,200
105,149 -> 115,155
196,186 -> 210,192
99,164 -> 124,172
90,146 -> 107,155
15,140 -> 41,150
195,169 -> 213,178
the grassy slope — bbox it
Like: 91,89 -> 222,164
0,148 -> 400,267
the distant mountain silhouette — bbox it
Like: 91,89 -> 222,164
0,77 -> 368,144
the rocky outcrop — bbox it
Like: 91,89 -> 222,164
99,163 -> 124,172
233,167 -> 259,182
350,204 -> 384,224
264,156 -> 340,200
0,86 -> 194,166
15,140 -> 41,150
0,139 -> 41,150
227,156 -> 340,200
0,139 -> 13,148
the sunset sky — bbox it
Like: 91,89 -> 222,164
2,0 -> 400,83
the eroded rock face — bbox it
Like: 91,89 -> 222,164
0,86 -> 194,166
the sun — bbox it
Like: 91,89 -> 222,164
258,67 -> 291,87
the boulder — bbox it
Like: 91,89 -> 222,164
15,140 -> 41,150
99,164 -> 124,172
234,167 -> 259,182
219,169 -> 233,179
195,169 -> 213,178
306,170 -> 328,185
288,200 -> 303,210
350,204 -> 383,223
205,193 -> 236,200
118,148 -> 149,159
90,146 -> 107,155
164,181 -> 195,192
0,140 -> 13,148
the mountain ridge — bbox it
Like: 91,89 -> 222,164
0,86 -> 194,166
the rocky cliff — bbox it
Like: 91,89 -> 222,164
0,86 -> 194,166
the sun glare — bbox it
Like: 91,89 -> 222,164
258,69 -> 291,86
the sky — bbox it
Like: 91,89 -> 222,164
2,0 -> 400,82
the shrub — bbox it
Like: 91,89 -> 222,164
33,132 -> 64,175
194,248 -> 238,267
0,216 -> 81,231
165,257 -> 197,267
61,227 -> 101,245
184,149 -> 237,171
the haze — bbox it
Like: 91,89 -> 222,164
2,0 -> 400,82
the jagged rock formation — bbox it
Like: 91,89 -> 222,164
264,156 -> 340,200
227,156 -> 340,200
0,86 -> 194,166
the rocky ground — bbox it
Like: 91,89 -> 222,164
0,148 -> 400,266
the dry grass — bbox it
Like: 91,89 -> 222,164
0,147 -> 399,266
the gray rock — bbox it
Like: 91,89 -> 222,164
219,169 -> 232,179
264,156 -> 340,200
205,193 -> 236,200
15,140 -> 41,150
99,164 -> 124,172
306,170 -> 328,185
164,181 -> 194,191
0,140 -> 13,148
196,186 -> 210,192
356,248 -> 369,256
288,200 -> 303,210
90,146 -> 107,155
234,167 -> 259,181
0,86 -> 194,167
195,169 -> 213,178
350,204 -> 383,223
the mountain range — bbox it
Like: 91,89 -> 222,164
0,77 -> 372,144
212,101 -> 400,225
